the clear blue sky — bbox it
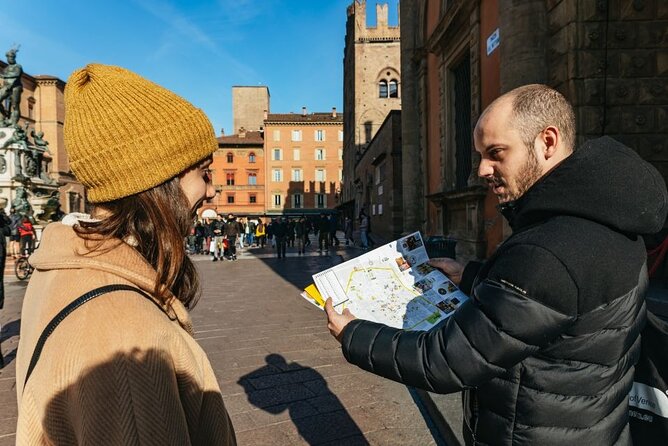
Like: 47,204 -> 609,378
0,0 -> 399,135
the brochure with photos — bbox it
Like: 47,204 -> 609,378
301,232 -> 468,331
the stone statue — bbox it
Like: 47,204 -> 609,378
38,190 -> 61,222
1,125 -> 29,180
0,48 -> 23,127
29,129 -> 52,180
12,186 -> 32,217
0,131 -> 6,174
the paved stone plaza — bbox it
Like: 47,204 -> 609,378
0,239 -> 444,445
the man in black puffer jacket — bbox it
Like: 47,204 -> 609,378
325,84 -> 668,445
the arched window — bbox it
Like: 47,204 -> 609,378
248,172 -> 257,185
226,152 -> 234,163
379,80 -> 388,98
249,152 -> 256,163
226,173 -> 235,185
389,79 -> 398,98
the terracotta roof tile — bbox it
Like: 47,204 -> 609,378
265,113 -> 342,124
217,131 -> 264,145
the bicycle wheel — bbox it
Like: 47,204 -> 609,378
15,257 -> 31,281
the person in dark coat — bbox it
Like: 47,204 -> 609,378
223,213 -> 240,260
272,217 -> 288,258
295,216 -> 307,255
328,213 -> 339,247
0,209 -> 11,310
317,213 -> 329,252
324,84 -> 668,445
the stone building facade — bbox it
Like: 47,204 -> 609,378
201,129 -> 266,217
0,60 -> 85,214
232,86 -> 270,134
341,0 -> 401,219
354,110 -> 403,242
400,0 -> 668,263
264,110 -> 343,216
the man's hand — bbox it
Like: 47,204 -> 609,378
429,257 -> 464,286
324,298 -> 357,343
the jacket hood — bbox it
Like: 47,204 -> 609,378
502,136 -> 668,234
29,223 -> 193,334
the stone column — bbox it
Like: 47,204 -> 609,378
499,0 -> 548,91
400,0 -> 425,234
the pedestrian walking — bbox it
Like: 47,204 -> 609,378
223,213 -> 240,260
344,216 -> 354,246
325,84 -> 667,446
15,63 -> 236,445
317,213 -> 329,252
8,207 -> 20,257
295,216 -> 307,255
0,209 -> 11,310
255,219 -> 266,248
328,213 -> 340,248
358,210 -> 369,249
17,216 -> 35,255
273,217 -> 288,258
210,215 -> 224,261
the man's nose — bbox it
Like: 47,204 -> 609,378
478,157 -> 493,178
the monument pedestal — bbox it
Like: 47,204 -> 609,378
0,126 -> 60,222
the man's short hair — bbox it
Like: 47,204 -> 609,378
509,84 -> 576,152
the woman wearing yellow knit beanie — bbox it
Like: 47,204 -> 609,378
15,64 -> 236,445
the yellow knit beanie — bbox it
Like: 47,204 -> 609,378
64,64 -> 217,203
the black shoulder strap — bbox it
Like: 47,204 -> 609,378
23,284 -> 156,392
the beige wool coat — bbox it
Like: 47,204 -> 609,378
15,222 -> 236,445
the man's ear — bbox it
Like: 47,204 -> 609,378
540,126 -> 560,161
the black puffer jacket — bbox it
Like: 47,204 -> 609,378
341,137 -> 668,445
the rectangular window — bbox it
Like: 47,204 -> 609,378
378,184 -> 384,195
248,173 -> 257,185
291,169 -> 303,182
272,169 -> 283,182
227,195 -> 235,204
338,148 -> 343,160
315,129 -> 325,141
273,194 -> 282,207
273,130 -> 281,141
272,148 -> 282,161
249,194 -> 257,204
316,194 -> 325,208
315,169 -> 326,182
339,169 -> 343,182
293,194 -> 302,209
375,162 -> 386,185
226,173 -> 235,186
378,203 -> 383,215
293,148 -> 300,160
338,130 -> 344,142
291,130 -> 302,141
315,149 -> 325,161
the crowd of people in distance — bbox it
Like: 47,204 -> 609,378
187,212 -> 369,259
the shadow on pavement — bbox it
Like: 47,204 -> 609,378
238,354 -> 369,445
0,318 -> 20,368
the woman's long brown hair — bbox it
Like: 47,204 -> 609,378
74,178 -> 201,309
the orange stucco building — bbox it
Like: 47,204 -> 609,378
264,110 -> 343,215
200,129 -> 265,217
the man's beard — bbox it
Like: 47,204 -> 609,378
496,148 -> 543,203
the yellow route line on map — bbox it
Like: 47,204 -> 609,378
344,266 -> 420,295
344,266 -> 446,330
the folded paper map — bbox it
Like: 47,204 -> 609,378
303,232 -> 468,331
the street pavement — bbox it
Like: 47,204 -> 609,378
0,235 -> 444,445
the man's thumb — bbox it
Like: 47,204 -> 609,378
324,297 -> 334,314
